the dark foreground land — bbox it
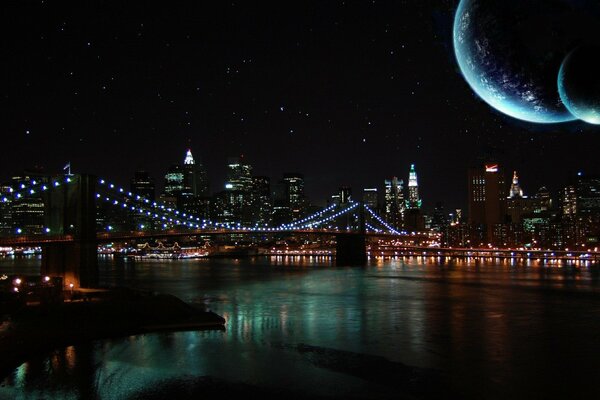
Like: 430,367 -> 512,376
0,289 -> 225,379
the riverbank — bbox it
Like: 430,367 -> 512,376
0,288 -> 225,379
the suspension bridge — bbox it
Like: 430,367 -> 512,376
0,174 -> 418,288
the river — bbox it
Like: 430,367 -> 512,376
1,256 -> 600,399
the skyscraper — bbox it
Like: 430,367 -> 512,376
282,173 -> 306,222
163,165 -> 184,197
182,149 -> 196,198
251,176 -> 272,226
506,171 -> 532,224
226,156 -> 253,192
508,171 -> 524,199
219,156 -> 254,225
406,164 -> 422,210
384,177 -> 404,229
468,163 -> 507,244
182,149 -> 209,197
130,170 -> 155,201
339,186 -> 352,205
362,188 -> 378,210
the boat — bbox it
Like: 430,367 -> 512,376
135,242 -> 209,260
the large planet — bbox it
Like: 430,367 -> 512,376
454,0 -> 600,124
558,46 -> 600,125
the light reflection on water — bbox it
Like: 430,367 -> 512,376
1,256 -> 600,399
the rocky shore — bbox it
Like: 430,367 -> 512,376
0,288 -> 225,379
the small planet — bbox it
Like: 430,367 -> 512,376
454,0 -> 600,124
558,46 -> 600,125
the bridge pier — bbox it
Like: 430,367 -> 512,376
335,233 -> 367,266
42,241 -> 97,288
42,174 -> 98,288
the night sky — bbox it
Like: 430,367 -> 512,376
4,1 -> 600,210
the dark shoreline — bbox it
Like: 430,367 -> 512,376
0,288 -> 225,380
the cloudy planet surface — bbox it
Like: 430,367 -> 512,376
454,0 -> 600,124
558,46 -> 600,125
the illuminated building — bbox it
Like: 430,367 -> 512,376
163,164 -> 184,197
532,187 -> 553,213
182,149 -> 209,197
431,202 -> 448,232
561,173 -> 600,247
218,156 -> 254,225
339,186 -> 352,205
226,156 -> 253,192
0,185 -> 13,234
508,171 -> 524,199
404,164 -> 424,231
467,163 -> 507,245
406,164 -> 422,210
251,176 -> 272,226
506,171 -> 533,224
10,171 -> 47,234
384,177 -> 404,229
130,170 -> 155,201
362,188 -> 378,210
283,173 -> 306,221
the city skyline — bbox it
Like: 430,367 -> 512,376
4,1 -> 600,212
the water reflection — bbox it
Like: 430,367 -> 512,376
1,256 -> 600,399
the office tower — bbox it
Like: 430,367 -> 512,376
0,185 -> 12,234
561,185 -> 577,216
130,170 -> 155,201
384,177 -> 404,229
575,174 -> 600,215
283,173 -> 306,221
532,187 -> 553,213
221,156 -> 254,225
226,156 -> 253,192
182,149 -> 196,198
182,149 -> 209,197
10,170 -> 47,234
163,164 -> 184,197
506,171 -> 533,224
252,176 -> 272,226
508,171 -> 524,199
431,202 -> 449,232
339,186 -> 352,205
406,164 -> 422,209
362,188 -> 378,210
467,163 -> 507,244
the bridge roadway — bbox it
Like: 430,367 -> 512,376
0,229 -> 417,247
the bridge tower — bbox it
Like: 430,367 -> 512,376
335,202 -> 367,266
41,174 -> 97,288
